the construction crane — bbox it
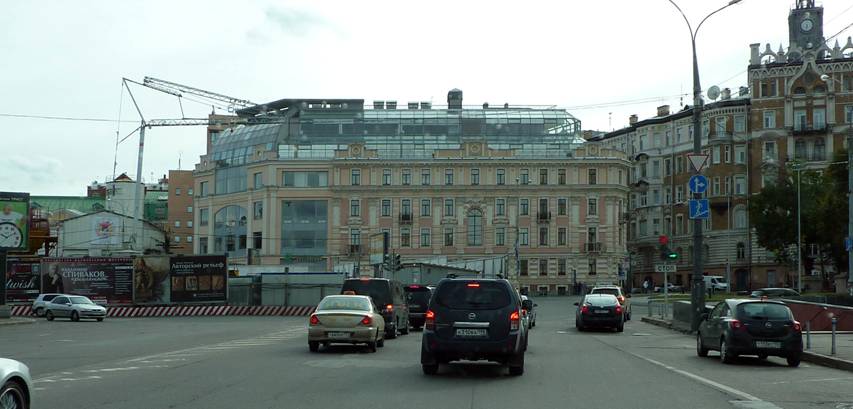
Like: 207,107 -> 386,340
141,76 -> 258,114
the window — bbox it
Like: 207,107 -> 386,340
381,199 -> 391,217
420,228 -> 431,247
187,206 -> 193,213
497,169 -> 506,185
558,169 -> 566,185
520,228 -> 529,246
445,169 -> 454,185
383,169 -> 392,186
845,106 -> 853,123
495,227 -> 506,246
676,156 -> 684,174
350,200 -> 360,217
711,146 -> 720,164
282,171 -> 328,187
724,145 -> 731,163
444,228 -> 454,246
538,198 -> 548,216
421,169 -> 431,185
558,259 -> 567,276
351,169 -> 361,186
664,216 -> 671,234
736,242 -> 746,260
174,220 -> 181,228
735,206 -> 747,228
471,169 -> 480,185
664,159 -> 672,176
763,111 -> 776,129
467,210 -> 483,246
402,199 -> 412,216
734,115 -> 746,132
200,181 -> 209,197
175,188 -> 182,196
520,259 -> 528,276
253,201 -> 263,219
187,235 -> 193,243
520,199 -> 529,215
712,177 -> 720,196
558,198 -> 567,215
813,108 -> 826,130
675,214 -> 684,235
539,227 -> 549,246
735,176 -> 746,195
421,199 -> 431,217
539,169 -> 548,185
716,117 -> 726,135
444,199 -> 454,217
652,189 -> 660,205
588,227 -> 597,244
200,208 -> 209,226
252,232 -> 260,250
539,259 -> 548,276
187,221 -> 193,228
402,169 -> 412,185
665,189 -> 672,204
174,236 -> 181,243
350,229 -> 361,246
558,228 -> 567,246
725,176 -> 732,195
520,169 -> 529,185
761,81 -> 777,97
815,138 -> 826,161
676,186 -> 684,202
735,145 -> 746,164
496,198 -> 505,216
794,110 -> 807,131
588,259 -> 597,275
652,161 -> 660,179
652,218 -> 660,235
199,237 -> 208,254
401,228 -> 411,247
764,141 -> 776,160
587,198 -> 597,216
254,172 -> 263,189
588,168 -> 597,184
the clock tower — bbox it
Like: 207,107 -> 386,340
788,0 -> 824,54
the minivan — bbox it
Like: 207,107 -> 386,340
341,278 -> 409,339
704,275 -> 728,291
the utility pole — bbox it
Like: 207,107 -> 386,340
848,125 -> 853,295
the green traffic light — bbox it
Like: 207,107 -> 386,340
668,252 -> 678,259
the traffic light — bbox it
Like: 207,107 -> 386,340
393,254 -> 402,271
660,245 -> 678,260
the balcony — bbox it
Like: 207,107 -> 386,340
792,123 -> 828,136
584,242 -> 603,253
399,214 -> 413,225
537,211 -> 551,223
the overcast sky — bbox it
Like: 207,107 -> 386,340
2,0 -> 852,196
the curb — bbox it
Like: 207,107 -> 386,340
0,318 -> 37,326
10,305 -> 316,318
640,316 -> 694,334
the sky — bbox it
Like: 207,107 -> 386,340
2,0 -> 852,196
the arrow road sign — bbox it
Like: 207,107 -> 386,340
687,154 -> 709,172
688,175 -> 708,194
689,199 -> 709,219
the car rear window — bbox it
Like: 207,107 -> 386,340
435,281 -> 511,310
585,295 -> 618,306
317,296 -> 371,311
405,287 -> 431,304
738,303 -> 792,320
590,288 -> 619,296
43,294 -> 58,301
341,280 -> 392,305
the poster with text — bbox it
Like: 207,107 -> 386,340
5,257 -> 40,303
41,258 -> 133,305
133,256 -> 170,304
0,192 -> 30,251
170,255 -> 227,303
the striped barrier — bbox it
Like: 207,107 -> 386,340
9,305 -> 315,318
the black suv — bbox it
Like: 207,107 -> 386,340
404,284 -> 433,330
420,278 -> 527,376
341,278 -> 409,339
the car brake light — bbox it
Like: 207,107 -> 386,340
792,321 -> 802,332
409,285 -> 421,289
581,305 -> 590,314
467,283 -> 480,288
729,319 -> 744,331
510,310 -> 520,331
615,305 -> 623,315
361,316 -> 372,326
309,314 -> 320,326
425,310 -> 435,330
386,304 -> 394,311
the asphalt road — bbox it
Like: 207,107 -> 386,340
2,298 -> 853,409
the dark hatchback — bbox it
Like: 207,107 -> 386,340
575,294 -> 624,332
421,278 -> 527,376
697,299 -> 803,366
405,284 -> 433,330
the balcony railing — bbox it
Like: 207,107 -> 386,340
399,214 -> 413,224
585,242 -> 603,253
788,152 -> 827,162
537,211 -> 551,222
792,124 -> 828,135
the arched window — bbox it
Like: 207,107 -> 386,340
795,139 -> 807,160
736,242 -> 746,260
214,205 -> 248,257
467,209 -> 483,246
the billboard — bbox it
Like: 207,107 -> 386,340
41,258 -> 133,305
369,232 -> 388,266
0,192 -> 30,251
4,257 -> 40,303
133,256 -> 170,304
170,255 -> 227,303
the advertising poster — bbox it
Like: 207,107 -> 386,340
133,256 -> 170,304
41,258 -> 133,305
0,192 -> 30,251
91,214 -> 120,246
4,257 -> 40,303
170,255 -> 227,303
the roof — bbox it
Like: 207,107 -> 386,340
31,196 -> 106,213
237,98 -> 365,117
59,209 -> 165,232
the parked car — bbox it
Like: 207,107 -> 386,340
421,278 -> 528,376
404,284 -> 433,330
588,285 -> 631,320
575,294 -> 625,332
0,358 -> 31,409
45,295 -> 107,322
749,288 -> 801,298
31,293 -> 62,317
696,299 -> 802,367
308,295 -> 385,353
341,278 -> 409,339
654,283 -> 684,293
521,295 -> 537,328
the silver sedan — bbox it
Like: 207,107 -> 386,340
308,295 -> 385,353
0,358 -> 31,409
45,295 -> 107,322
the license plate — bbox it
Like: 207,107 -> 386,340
755,341 -> 781,349
594,309 -> 610,315
327,332 -> 350,339
455,328 -> 487,337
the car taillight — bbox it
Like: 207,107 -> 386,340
425,310 -> 435,330
510,310 -> 520,331
309,314 -> 320,326
617,295 -> 625,304
385,304 -> 394,311
581,305 -> 590,314
792,321 -> 802,332
729,319 -> 744,331
361,316 -> 372,326
467,283 -> 480,288
615,305 -> 623,315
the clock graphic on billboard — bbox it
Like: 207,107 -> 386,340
0,222 -> 23,248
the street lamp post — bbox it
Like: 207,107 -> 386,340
668,0 -> 743,332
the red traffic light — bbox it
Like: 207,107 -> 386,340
658,235 -> 669,245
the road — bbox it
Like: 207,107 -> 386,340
2,297 -> 853,409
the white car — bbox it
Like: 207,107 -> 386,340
31,293 -> 63,317
45,295 -> 107,322
0,358 -> 31,409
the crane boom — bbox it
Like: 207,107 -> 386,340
142,76 -> 258,111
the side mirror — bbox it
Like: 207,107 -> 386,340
573,302 -> 579,306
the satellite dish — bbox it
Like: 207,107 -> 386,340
707,86 -> 721,101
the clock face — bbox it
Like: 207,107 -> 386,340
0,222 -> 23,248
801,19 -> 814,32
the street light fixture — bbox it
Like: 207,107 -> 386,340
667,0 -> 744,331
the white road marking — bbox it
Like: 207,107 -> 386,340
770,377 -> 853,385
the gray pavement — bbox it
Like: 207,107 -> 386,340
1,297 -> 852,408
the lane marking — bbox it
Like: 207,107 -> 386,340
770,377 -> 853,385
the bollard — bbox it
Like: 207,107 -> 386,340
831,317 -> 838,356
805,321 -> 811,350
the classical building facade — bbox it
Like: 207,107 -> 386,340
192,90 -> 630,294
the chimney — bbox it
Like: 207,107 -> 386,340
721,88 -> 731,100
656,105 -> 670,117
447,89 -> 463,109
629,114 -> 638,125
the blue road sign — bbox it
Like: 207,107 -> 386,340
689,199 -> 710,219
688,175 -> 708,194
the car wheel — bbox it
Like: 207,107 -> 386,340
308,341 -> 319,352
96,318 -> 104,322
71,311 -> 80,322
720,338 -> 735,364
34,307 -> 43,317
786,353 -> 801,367
377,332 -> 385,348
367,340 -> 377,353
627,311 -> 632,321
576,320 -> 584,332
422,363 -> 439,375
385,323 -> 397,339
46,310 -> 54,321
508,352 -> 525,376
696,333 -> 709,357
0,380 -> 27,409
616,323 -> 624,332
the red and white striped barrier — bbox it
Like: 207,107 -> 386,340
9,305 -> 315,318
